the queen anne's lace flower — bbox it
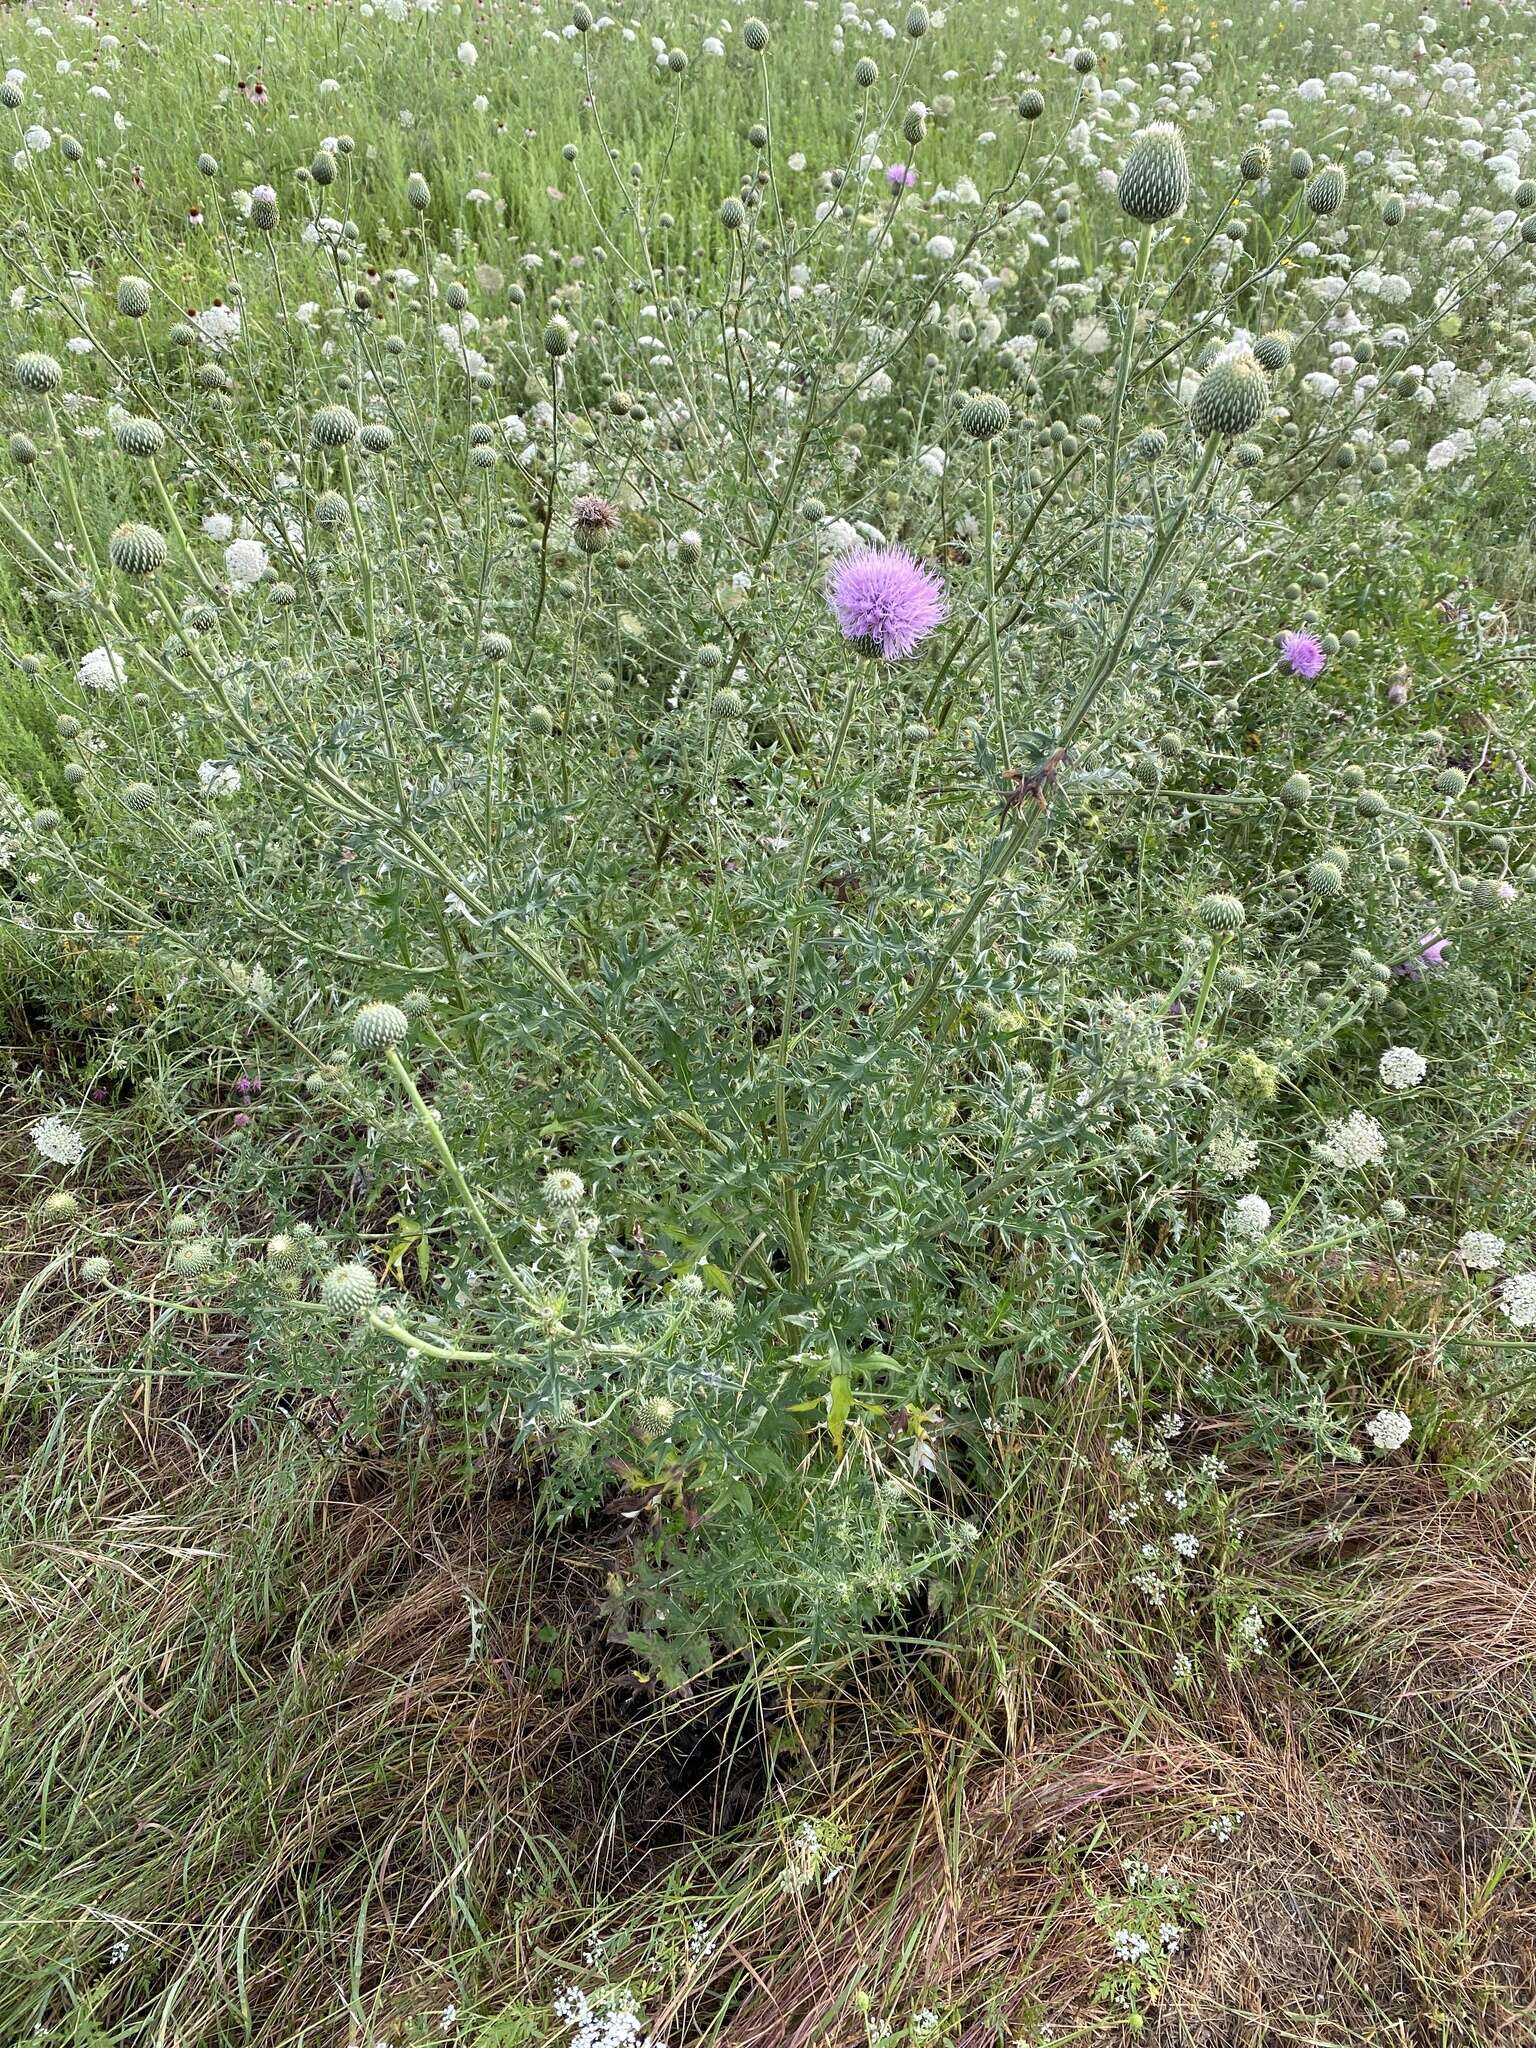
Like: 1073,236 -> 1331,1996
1379,1045 -> 1427,1090
1365,1408 -> 1412,1451
1458,1229 -> 1507,1271
1229,1193 -> 1272,1239
1315,1111 -> 1388,1169
1499,1273 -> 1536,1331
30,1113 -> 85,1168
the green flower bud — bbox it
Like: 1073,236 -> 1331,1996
320,1261 -> 378,1316
108,522 -> 168,576
352,1001 -> 410,1051
1117,123 -> 1192,224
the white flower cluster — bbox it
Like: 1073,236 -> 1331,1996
551,1986 -> 664,2048
1378,1045 -> 1427,1091
1498,1273 -> 1536,1331
1364,1407 -> 1412,1452
1228,1193 -> 1272,1240
1314,1111 -> 1388,1169
1458,1229 -> 1506,1271
30,1113 -> 85,1168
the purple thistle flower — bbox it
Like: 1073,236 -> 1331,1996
1395,932 -> 1450,979
886,163 -> 917,190
1280,629 -> 1326,679
826,545 -> 947,660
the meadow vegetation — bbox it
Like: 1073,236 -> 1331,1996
3,0 -> 1536,2039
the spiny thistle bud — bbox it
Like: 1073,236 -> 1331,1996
109,521 -> 168,576
1305,165 -> 1346,217
320,1261 -> 378,1316
632,1395 -> 677,1443
1040,938 -> 1079,968
1071,47 -> 1096,74
571,494 -> 620,553
482,630 -> 513,661
194,362 -> 228,392
1132,753 -> 1163,791
9,432 -> 37,466
543,1168 -> 586,1210
266,1232 -> 298,1267
181,601 -> 219,633
1253,331 -> 1291,372
1190,345 -> 1269,439
169,321 -> 198,349
357,423 -> 394,455
115,416 -> 165,457
719,196 -> 747,231
1239,143 -> 1271,181
1232,441 -> 1264,469
1130,426 -> 1167,462
15,351 -> 63,394
197,152 -> 219,177
904,3 -> 929,36
313,490 -> 348,530
81,1255 -> 111,1286
406,171 -> 431,211
171,1239 -> 217,1278
712,686 -> 745,720
469,443 -> 498,471
1356,789 -> 1388,818
902,105 -> 927,145
676,529 -> 703,565
527,705 -> 555,736
1017,87 -> 1045,120
122,782 -> 156,812
572,1 -> 594,28
854,57 -> 879,87
1288,148 -> 1312,181
59,134 -> 83,163
311,148 -> 337,186
0,80 -> 23,111
1306,858 -> 1345,897
352,1000 -> 410,1051
1117,123 -> 1191,224
271,581 -> 297,607
696,641 -> 725,671
1380,194 -> 1405,227
56,715 -> 80,739
63,763 -> 87,788
310,403 -> 359,448
1433,766 -> 1467,798
42,1190 -> 78,1222
543,316 -> 574,358
115,276 -> 151,319
742,17 -> 770,49
958,393 -> 1010,441
32,806 -> 62,832
249,184 -> 279,230
1197,892 -> 1246,934
1280,771 -> 1311,808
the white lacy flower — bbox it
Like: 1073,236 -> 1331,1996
1365,1408 -> 1412,1452
1229,1194 -> 1272,1240
77,645 -> 125,691
1458,1229 -> 1506,1271
1315,1110 -> 1388,1169
224,537 -> 269,588
198,760 -> 241,798
1499,1273 -> 1536,1331
30,1114 -> 85,1168
1378,1045 -> 1427,1090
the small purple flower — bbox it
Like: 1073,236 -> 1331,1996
232,1112 -> 251,1130
886,163 -> 917,190
827,544 -> 947,660
1395,932 -> 1450,979
235,1074 -> 262,1096
1280,630 -> 1326,679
